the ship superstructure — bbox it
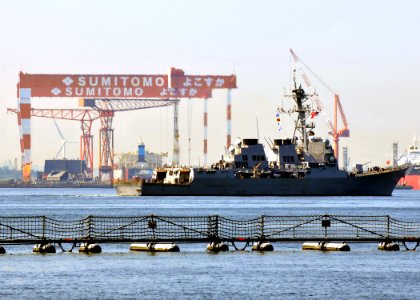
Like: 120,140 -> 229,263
397,134 -> 420,189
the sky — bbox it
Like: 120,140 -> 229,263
1,0 -> 420,171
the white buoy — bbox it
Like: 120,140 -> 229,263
33,243 -> 56,254
79,242 -> 102,253
378,242 -> 400,251
207,242 -> 229,252
252,242 -> 274,251
130,243 -> 180,252
302,241 -> 350,251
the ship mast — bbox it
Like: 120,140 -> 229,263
291,70 -> 313,151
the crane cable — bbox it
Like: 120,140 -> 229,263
290,52 -> 333,133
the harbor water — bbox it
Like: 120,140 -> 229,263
0,188 -> 419,299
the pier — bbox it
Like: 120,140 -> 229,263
1,215 -> 419,252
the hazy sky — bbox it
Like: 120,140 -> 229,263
1,0 -> 420,170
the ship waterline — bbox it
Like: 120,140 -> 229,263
116,167 -> 406,196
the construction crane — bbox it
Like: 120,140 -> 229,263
8,108 -> 100,178
8,98 -> 178,180
289,49 -> 350,162
80,98 -> 178,180
15,70 -> 236,181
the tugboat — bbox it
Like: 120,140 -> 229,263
116,76 -> 406,196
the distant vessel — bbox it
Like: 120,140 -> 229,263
113,144 -> 166,195
115,77 -> 406,196
397,134 -> 420,190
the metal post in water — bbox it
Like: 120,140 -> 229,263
87,216 -> 92,239
322,215 -> 331,238
148,215 -> 157,240
260,215 -> 265,239
215,215 -> 219,240
42,216 -> 46,240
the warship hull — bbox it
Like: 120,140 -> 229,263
118,168 -> 406,196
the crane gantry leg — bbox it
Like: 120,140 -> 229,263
99,110 -> 114,182
80,117 -> 94,179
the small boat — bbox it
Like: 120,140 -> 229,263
394,183 -> 413,190
114,177 -> 142,196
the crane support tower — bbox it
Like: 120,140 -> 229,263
289,49 -> 350,163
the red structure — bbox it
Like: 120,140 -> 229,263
81,98 -> 177,180
8,108 -> 99,178
8,99 -> 178,179
15,69 -> 237,181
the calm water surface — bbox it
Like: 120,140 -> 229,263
0,188 -> 419,299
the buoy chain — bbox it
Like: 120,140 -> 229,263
57,242 -> 76,252
319,241 -> 328,250
402,240 -> 419,251
147,243 -> 156,251
231,240 -> 249,251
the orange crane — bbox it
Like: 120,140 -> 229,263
8,98 -> 177,180
289,49 -> 350,162
80,98 -> 177,180
8,108 -> 100,178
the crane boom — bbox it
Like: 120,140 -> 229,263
7,108 -> 100,121
289,48 -> 350,163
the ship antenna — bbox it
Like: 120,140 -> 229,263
256,116 -> 260,140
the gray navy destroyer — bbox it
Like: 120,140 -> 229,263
116,79 -> 406,196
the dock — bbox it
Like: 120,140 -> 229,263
1,214 -> 419,252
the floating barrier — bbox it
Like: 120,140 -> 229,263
252,242 -> 274,251
33,243 -> 56,254
302,241 -> 350,251
79,242 -> 102,254
207,242 -> 229,252
378,242 -> 400,251
130,243 -> 180,252
0,246 -> 5,254
0,215 -> 418,253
